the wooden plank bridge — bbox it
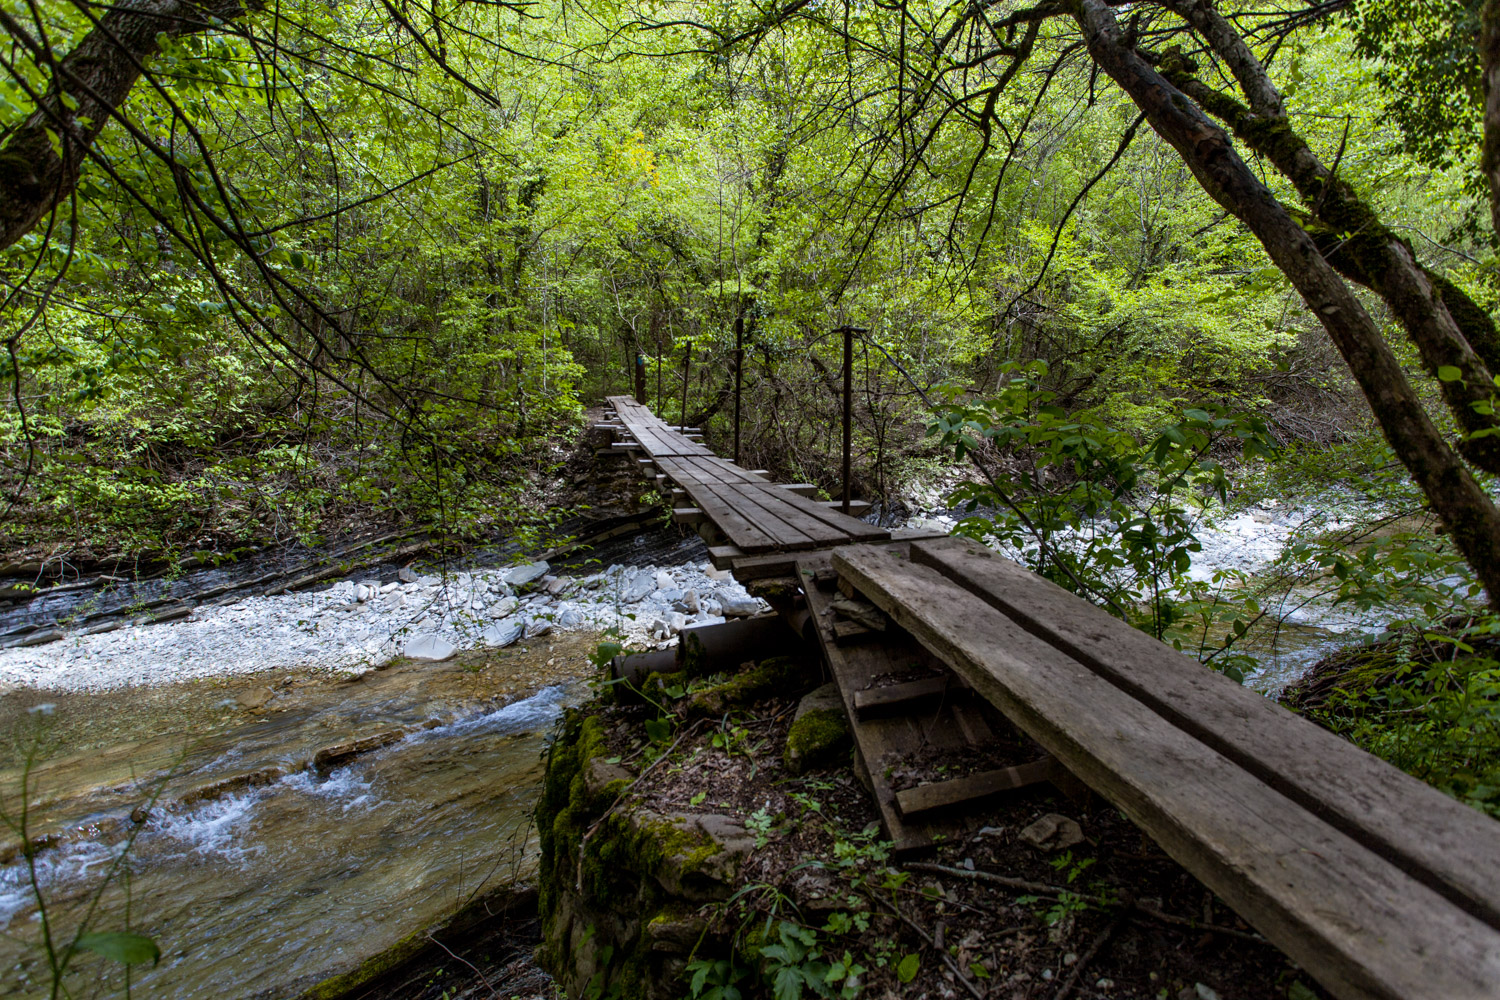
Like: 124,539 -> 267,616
598,396 -> 1500,1000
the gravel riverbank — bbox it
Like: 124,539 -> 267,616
0,560 -> 766,693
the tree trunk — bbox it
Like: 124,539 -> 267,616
0,0 -> 261,251
1483,0 -> 1500,238
1071,0 -> 1500,609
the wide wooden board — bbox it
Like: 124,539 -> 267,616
834,543 -> 1500,1000
907,537 -> 1500,930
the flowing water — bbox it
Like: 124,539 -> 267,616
0,634 -> 601,999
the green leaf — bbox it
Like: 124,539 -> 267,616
76,932 -> 160,967
1437,365 -> 1463,382
896,953 -> 920,983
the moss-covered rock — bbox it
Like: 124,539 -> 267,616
783,707 -> 850,774
536,707 -> 753,999
686,655 -> 805,718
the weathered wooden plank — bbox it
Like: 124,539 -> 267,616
714,484 -> 845,547
677,482 -> 782,552
853,675 -> 951,715
740,485 -> 888,541
798,555 -> 984,853
834,543 -> 1500,1000
671,507 -> 705,525
700,482 -> 821,548
908,536 -> 1500,931
707,544 -> 745,570
896,758 -> 1058,817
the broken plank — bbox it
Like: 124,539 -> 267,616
853,675 -> 951,716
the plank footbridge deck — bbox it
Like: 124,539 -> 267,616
601,397 -> 1500,1000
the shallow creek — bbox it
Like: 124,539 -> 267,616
0,634 -> 600,999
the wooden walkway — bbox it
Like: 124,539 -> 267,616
603,396 -> 890,561
599,397 -> 1500,1000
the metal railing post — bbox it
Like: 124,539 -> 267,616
734,311 -> 744,464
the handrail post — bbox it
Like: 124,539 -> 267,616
734,310 -> 744,464
681,340 -> 692,428
840,326 -> 854,513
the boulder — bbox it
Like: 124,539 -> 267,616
405,633 -> 457,661
504,561 -> 550,587
783,683 -> 851,774
715,591 -> 761,618
481,621 -> 523,648
397,565 -> 418,584
526,620 -> 554,639
620,571 -> 656,603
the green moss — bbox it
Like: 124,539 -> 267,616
783,707 -> 851,774
687,656 -> 805,717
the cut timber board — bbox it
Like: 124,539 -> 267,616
797,551 -> 999,854
833,542 -> 1500,1000
907,537 -> 1500,931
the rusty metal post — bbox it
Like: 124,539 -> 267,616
734,311 -> 744,464
841,326 -> 853,514
681,340 -> 692,428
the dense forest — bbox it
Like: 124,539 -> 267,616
6,0 -> 1500,789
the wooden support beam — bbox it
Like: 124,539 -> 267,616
672,507 -> 706,525
853,675 -> 952,715
896,758 -> 1060,817
780,483 -> 819,497
824,499 -> 871,517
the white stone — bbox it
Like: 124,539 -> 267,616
404,634 -> 457,661
481,621 -> 523,648
504,561 -> 550,586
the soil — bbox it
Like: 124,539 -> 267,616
578,686 -> 1332,1000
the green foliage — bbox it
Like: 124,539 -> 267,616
756,920 -> 864,1000
1299,618 -> 1500,816
929,362 -> 1275,644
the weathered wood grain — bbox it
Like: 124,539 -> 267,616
834,542 -> 1500,1000
908,536 -> 1500,930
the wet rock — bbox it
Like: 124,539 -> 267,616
1019,813 -> 1084,852
236,686 -> 274,709
481,621 -> 523,648
313,729 -> 408,769
405,633 -> 457,661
